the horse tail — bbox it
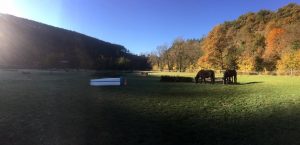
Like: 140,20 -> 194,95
195,72 -> 199,83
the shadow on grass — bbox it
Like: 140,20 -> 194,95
195,81 -> 264,85
237,81 -> 264,85
86,97 -> 300,145
220,81 -> 264,85
109,75 -> 254,98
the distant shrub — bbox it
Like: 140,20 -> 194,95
160,76 -> 193,82
140,72 -> 149,76
262,71 -> 277,76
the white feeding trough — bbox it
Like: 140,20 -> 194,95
90,77 -> 126,86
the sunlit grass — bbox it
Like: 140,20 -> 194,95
120,73 -> 300,118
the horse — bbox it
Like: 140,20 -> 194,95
195,70 -> 215,84
223,69 -> 237,84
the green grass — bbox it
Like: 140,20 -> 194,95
0,70 -> 300,145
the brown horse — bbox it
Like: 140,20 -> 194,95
195,70 -> 215,84
223,69 -> 237,84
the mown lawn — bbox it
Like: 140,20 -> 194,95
0,70 -> 300,145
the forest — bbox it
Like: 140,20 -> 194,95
0,14 -> 150,70
148,3 -> 300,74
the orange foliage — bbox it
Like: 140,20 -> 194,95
264,28 -> 286,59
197,55 -> 210,69
198,25 -> 228,69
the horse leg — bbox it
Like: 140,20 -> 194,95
210,74 -> 214,84
234,75 -> 237,84
195,77 -> 198,84
204,78 -> 206,84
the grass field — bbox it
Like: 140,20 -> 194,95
0,70 -> 300,145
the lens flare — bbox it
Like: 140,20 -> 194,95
0,0 -> 20,16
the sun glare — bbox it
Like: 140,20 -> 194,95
0,0 -> 21,16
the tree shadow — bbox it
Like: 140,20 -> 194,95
210,81 -> 264,85
236,81 -> 264,85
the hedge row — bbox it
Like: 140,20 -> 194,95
92,71 -> 123,77
160,76 -> 194,82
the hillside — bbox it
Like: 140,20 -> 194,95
199,3 -> 300,72
149,3 -> 300,73
0,14 -> 149,70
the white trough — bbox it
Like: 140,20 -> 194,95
90,77 -> 126,86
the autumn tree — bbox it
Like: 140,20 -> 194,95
237,54 -> 255,71
167,38 -> 203,72
199,25 -> 226,69
277,50 -> 300,75
263,27 -> 286,70
276,24 -> 300,74
170,38 -> 187,72
224,46 -> 239,69
163,48 -> 175,71
184,39 -> 202,71
147,52 -> 160,70
148,38 -> 202,72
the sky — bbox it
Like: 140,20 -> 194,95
0,0 -> 299,54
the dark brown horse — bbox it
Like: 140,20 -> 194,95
195,70 -> 215,84
223,69 -> 237,84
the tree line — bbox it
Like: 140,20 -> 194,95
148,38 -> 202,72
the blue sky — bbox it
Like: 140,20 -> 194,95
0,0 -> 299,54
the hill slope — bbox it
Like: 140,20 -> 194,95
199,3 -> 300,72
0,14 -> 149,70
